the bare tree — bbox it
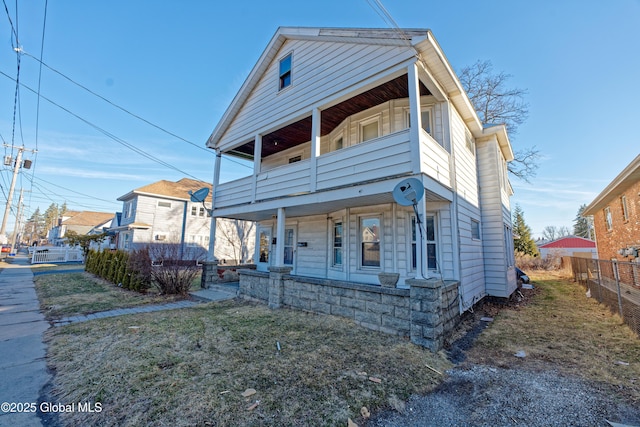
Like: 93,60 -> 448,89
458,60 -> 539,182
216,219 -> 255,264
541,225 -> 571,241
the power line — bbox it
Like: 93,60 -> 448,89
0,69 -> 207,181
20,50 -> 213,155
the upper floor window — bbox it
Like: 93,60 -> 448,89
360,117 -> 380,142
158,201 -> 171,208
124,201 -> 134,219
288,155 -> 302,164
621,196 -> 629,221
279,53 -> 292,91
405,107 -> 434,136
604,206 -> 613,231
465,129 -> 475,155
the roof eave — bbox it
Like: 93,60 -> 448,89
583,154 -> 640,215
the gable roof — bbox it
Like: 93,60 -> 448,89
62,211 -> 114,227
117,178 -> 212,202
538,236 -> 596,249
583,154 -> 640,215
206,26 -> 512,162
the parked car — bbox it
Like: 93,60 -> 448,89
516,267 -> 530,286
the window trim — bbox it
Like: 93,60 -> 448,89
359,214 -> 381,269
359,115 -> 381,143
471,219 -> 481,240
331,220 -> 343,269
621,196 -> 629,222
604,206 -> 613,231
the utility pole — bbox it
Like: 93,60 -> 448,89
9,188 -> 23,254
0,145 -> 36,243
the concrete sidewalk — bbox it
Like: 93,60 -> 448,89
0,255 -> 50,427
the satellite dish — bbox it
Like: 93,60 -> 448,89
392,178 -> 424,206
189,187 -> 210,203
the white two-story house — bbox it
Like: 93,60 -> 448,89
111,178 -> 254,264
206,27 -> 517,311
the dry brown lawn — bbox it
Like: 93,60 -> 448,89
466,270 -> 640,403
46,300 -> 451,427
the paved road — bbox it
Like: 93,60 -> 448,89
0,255 -> 50,427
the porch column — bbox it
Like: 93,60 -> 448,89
207,148 -> 222,262
416,194 -> 429,279
252,134 -> 262,203
310,107 -> 321,192
407,62 -> 423,175
274,207 -> 286,266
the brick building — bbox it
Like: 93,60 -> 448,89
583,154 -> 640,261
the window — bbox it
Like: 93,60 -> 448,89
410,215 -> 437,270
360,216 -> 381,268
360,117 -> 380,142
199,207 -> 205,217
279,53 -> 292,90
332,221 -> 343,267
124,201 -> 134,219
405,107 -> 434,136
471,219 -> 481,240
288,155 -> 302,163
333,134 -> 344,151
191,206 -> 197,216
604,207 -> 613,231
621,196 -> 629,221
465,129 -> 475,154
158,201 -> 171,208
421,109 -> 432,134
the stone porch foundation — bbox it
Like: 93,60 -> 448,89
238,268 -> 460,352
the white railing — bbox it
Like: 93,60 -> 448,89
31,247 -> 84,264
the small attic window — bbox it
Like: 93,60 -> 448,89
279,53 -> 292,90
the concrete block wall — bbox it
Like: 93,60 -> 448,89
237,269 -> 460,352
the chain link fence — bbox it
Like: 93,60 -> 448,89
569,257 -> 640,338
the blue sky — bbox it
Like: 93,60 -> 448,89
1,0 -> 638,238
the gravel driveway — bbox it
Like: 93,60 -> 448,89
367,363 -> 640,427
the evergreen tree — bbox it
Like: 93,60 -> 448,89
513,204 -> 538,256
573,204 -> 592,239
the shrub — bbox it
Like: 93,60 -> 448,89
515,251 -> 561,271
145,243 -> 205,296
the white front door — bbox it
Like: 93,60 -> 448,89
283,227 -> 296,272
256,226 -> 272,271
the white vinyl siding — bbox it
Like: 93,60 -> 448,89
218,39 -> 416,152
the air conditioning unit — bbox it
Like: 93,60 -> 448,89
155,234 -> 166,241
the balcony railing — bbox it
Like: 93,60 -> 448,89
215,129 -> 452,208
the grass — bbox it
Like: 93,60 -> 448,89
45,301 -> 451,427
41,270 -> 640,426
35,272 -> 185,320
467,270 -> 640,403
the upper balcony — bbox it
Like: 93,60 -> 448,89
213,73 -> 452,215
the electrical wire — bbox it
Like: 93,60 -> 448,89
0,69 -> 207,181
20,50 -> 213,155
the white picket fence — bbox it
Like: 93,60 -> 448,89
30,247 -> 84,264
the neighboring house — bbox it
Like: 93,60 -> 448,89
110,178 -> 254,263
205,27 -> 518,314
538,236 -> 597,259
47,211 -> 114,246
583,154 -> 640,261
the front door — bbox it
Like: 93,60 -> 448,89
256,226 -> 272,271
283,227 -> 296,272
